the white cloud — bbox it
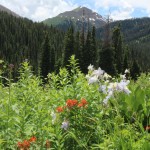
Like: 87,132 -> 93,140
1,0 -> 150,21
111,1 -> 134,20
0,0 -> 77,21
93,0 -> 150,20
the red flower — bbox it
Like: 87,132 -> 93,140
17,142 -> 23,148
78,103 -> 83,107
66,99 -> 78,108
78,98 -> 88,108
56,106 -> 63,112
29,136 -> 36,142
23,140 -> 30,148
81,98 -> 88,106
17,140 -> 30,149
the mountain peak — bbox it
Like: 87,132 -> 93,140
73,6 -> 92,12
43,6 -> 106,30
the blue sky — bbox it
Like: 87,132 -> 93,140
1,0 -> 150,21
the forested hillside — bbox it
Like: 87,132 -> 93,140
43,9 -> 150,73
0,11 -> 149,80
96,17 -> 150,72
0,12 -> 64,77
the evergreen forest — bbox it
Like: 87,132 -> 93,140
1,11 -> 148,80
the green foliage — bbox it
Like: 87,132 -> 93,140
97,17 -> 150,72
0,57 -> 150,149
99,46 -> 117,76
0,12 -> 64,77
40,34 -> 51,78
63,26 -> 75,67
131,60 -> 141,80
1,12 -> 150,149
112,24 -> 124,74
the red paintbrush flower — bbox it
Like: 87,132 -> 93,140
29,136 -> 36,142
77,103 -> 83,107
17,140 -> 30,149
56,106 -> 64,112
23,140 -> 30,148
81,98 -> 88,106
78,98 -> 88,108
66,99 -> 78,108
17,142 -> 23,148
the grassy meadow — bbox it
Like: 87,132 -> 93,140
0,56 -> 150,150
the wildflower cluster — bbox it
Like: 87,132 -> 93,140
56,98 -> 88,113
86,65 -> 131,104
17,136 -> 36,150
55,98 -> 88,130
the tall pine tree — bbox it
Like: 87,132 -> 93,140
74,31 -> 80,60
63,26 -> 74,66
99,16 -> 116,76
79,27 -> 85,72
112,24 -> 124,74
131,60 -> 141,80
41,33 -> 51,78
91,26 -> 97,66
83,29 -> 92,73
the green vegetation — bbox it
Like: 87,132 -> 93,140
1,11 -> 150,79
0,56 -> 150,149
97,17 -> 150,72
43,16 -> 68,26
0,12 -> 64,78
1,8 -> 150,150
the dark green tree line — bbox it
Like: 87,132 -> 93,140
0,12 -> 64,78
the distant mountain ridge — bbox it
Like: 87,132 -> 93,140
0,4 -> 20,17
43,6 -> 106,31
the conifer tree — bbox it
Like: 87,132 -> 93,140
91,26 -> 97,66
63,26 -> 74,66
99,16 -> 116,76
41,33 -> 51,78
131,60 -> 141,80
83,29 -> 92,73
112,24 -> 124,74
50,45 -> 55,72
79,28 -> 85,72
99,46 -> 116,75
74,31 -> 80,60
123,54 -> 129,71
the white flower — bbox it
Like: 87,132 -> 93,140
116,80 -> 131,94
61,120 -> 69,130
51,111 -> 56,124
123,87 -> 131,95
88,76 -> 98,84
120,74 -> 126,80
103,73 -> 111,80
85,74 -> 90,80
99,85 -> 107,94
103,97 -> 109,105
92,67 -> 104,77
108,82 -> 117,92
125,69 -> 130,74
88,64 -> 94,71
103,91 -> 113,104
